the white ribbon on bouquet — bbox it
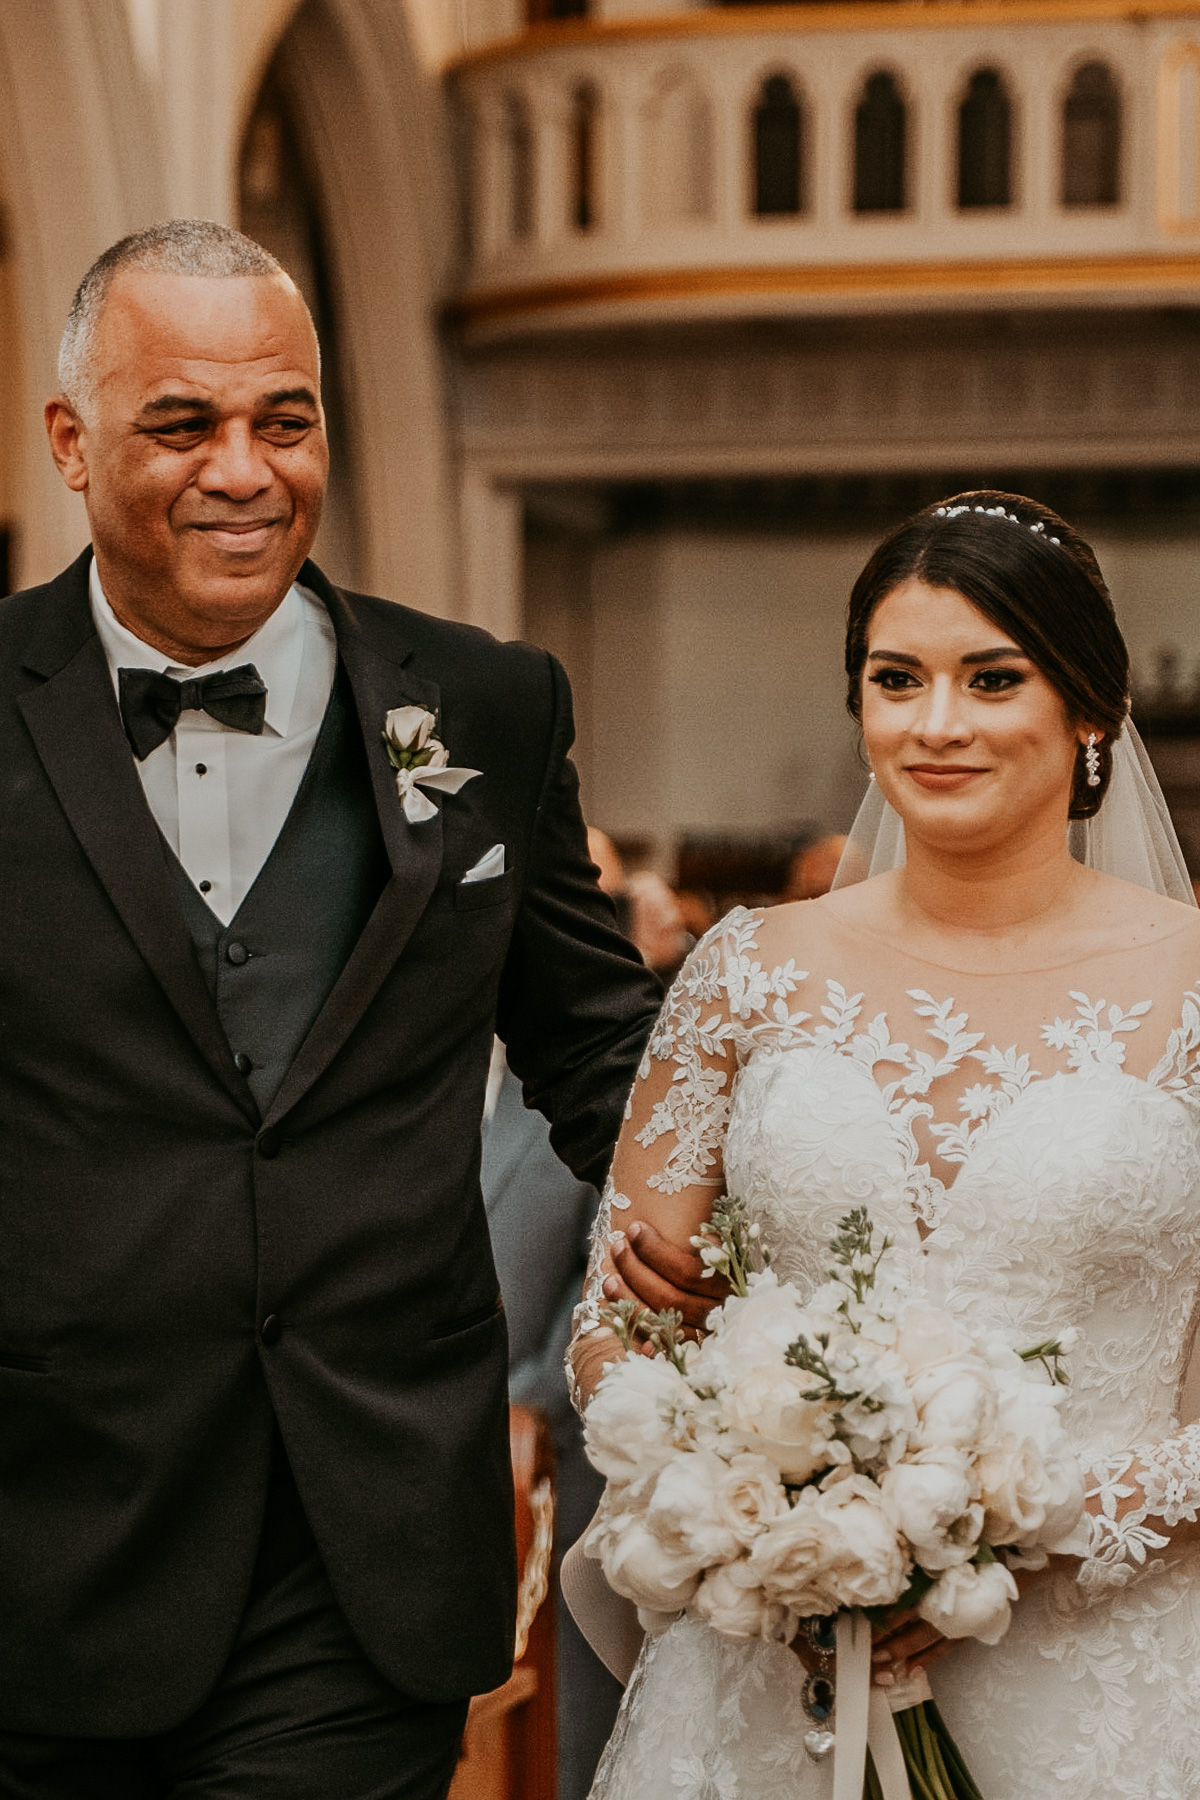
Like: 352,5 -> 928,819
832,1612 -> 923,1800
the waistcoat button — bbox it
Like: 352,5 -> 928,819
260,1314 -> 281,1346
234,1052 -> 253,1076
226,941 -> 249,966
257,1128 -> 280,1159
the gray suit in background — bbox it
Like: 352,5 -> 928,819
481,1063 -> 623,1800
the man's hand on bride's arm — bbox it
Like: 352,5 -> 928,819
603,1219 -> 731,1333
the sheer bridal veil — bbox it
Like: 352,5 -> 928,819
832,725 -> 1197,907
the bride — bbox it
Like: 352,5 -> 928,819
567,492 -> 1200,1800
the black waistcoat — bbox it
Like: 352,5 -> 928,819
170,668 -> 391,1114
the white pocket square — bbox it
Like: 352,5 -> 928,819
461,844 -> 505,884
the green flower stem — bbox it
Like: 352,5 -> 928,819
925,1705 -> 983,1800
882,1700 -> 982,1800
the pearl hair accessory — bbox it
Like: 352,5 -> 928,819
935,503 -> 1061,546
1085,733 -> 1102,788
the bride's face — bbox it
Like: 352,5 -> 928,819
861,578 -> 1093,851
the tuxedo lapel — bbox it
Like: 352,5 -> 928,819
16,558 -> 256,1121
263,566 -> 445,1125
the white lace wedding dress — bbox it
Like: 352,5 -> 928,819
575,902 -> 1200,1800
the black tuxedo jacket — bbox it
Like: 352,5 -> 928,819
0,550 -> 660,1735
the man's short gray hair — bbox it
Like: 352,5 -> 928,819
57,219 -> 306,421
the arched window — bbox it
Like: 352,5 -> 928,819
958,68 -> 1011,207
1062,61 -> 1120,206
644,70 -> 714,223
571,83 -> 598,232
526,0 -> 585,20
854,71 -> 906,213
505,93 -> 533,240
753,74 -> 803,217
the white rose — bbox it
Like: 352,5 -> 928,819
714,1453 -> 791,1545
706,1272 -> 808,1366
895,1306 -> 982,1380
881,1449 -> 983,1571
981,1378 -> 1084,1546
585,1355 -> 695,1485
423,739 -> 449,771
725,1371 -> 833,1484
645,1451 -> 742,1566
977,1430 -> 1085,1550
918,1559 -> 1018,1645
810,1471 -> 910,1610
745,1488 -> 833,1615
383,705 -> 435,752
703,1277 -> 833,1483
912,1358 -> 998,1451
692,1559 -> 791,1641
590,1512 -> 702,1612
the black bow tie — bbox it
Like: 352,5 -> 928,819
118,664 -> 268,760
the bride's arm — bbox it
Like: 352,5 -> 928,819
567,921 -> 747,1410
1077,1427 -> 1200,1588
871,1435 -> 1200,1686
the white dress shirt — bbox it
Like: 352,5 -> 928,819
91,560 -> 338,925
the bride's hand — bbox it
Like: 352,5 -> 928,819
868,1555 -> 1079,1685
787,1608 -> 952,1685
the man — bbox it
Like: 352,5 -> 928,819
0,220 -> 659,1798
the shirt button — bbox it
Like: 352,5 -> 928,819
234,1052 -> 253,1076
226,941 -> 249,966
195,763 -> 207,776
257,1127 -> 280,1159
199,880 -> 212,894
260,1314 -> 282,1346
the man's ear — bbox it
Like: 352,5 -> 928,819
45,397 -> 90,493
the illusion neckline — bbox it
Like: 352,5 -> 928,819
806,899 -> 1200,979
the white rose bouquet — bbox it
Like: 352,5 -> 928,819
584,1202 -> 1086,1800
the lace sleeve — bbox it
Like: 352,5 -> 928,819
1148,984 -> 1200,1099
1079,1425 -> 1200,1591
566,907 -> 776,1410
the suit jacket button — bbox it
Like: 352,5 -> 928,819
260,1314 -> 282,1346
257,1127 -> 280,1158
234,1052 -> 253,1076
226,941 -> 249,966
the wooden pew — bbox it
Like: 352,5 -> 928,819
449,1405 -> 557,1800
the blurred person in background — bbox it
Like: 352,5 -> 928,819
626,869 -> 691,981
674,888 -> 719,942
587,825 -> 632,936
782,831 -> 851,901
480,1041 -> 622,1800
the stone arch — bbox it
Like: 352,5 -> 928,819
246,0 -> 458,614
0,0 -> 166,586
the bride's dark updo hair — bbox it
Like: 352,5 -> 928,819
844,490 -> 1130,819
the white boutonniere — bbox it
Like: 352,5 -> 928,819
382,706 -> 481,825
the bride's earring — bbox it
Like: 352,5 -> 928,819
1085,733 -> 1102,789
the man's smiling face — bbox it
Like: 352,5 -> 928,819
46,268 -> 329,664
